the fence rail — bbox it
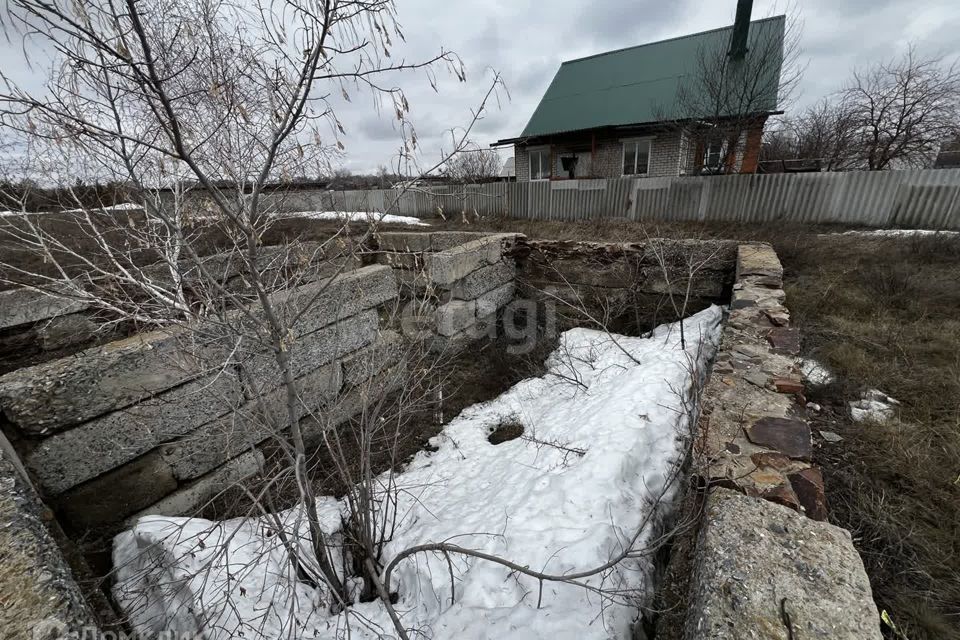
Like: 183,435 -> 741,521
266,169 -> 960,229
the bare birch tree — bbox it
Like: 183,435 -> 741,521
0,0 -> 503,632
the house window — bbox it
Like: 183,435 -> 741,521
529,148 -> 551,180
622,139 -> 652,176
702,139 -> 728,173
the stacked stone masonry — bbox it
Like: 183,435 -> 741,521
374,231 -> 523,352
683,243 -> 881,639
0,264 -> 401,531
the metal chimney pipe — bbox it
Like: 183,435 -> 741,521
728,0 -> 753,60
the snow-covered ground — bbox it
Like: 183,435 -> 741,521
798,358 -> 835,386
61,202 -> 143,213
113,306 -> 724,640
278,210 -> 429,226
0,203 -> 142,216
826,228 -> 959,238
849,389 -> 900,423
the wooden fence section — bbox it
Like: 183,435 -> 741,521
268,169 -> 960,229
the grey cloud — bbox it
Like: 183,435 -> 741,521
2,0 -> 959,175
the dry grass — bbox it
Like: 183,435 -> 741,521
782,233 -> 960,640
431,215 -> 960,639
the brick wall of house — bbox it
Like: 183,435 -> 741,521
515,132 -> 688,182
648,133 -> 683,177
514,145 -> 530,181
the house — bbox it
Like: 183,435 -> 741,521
498,157 -> 516,181
494,8 -> 785,181
934,138 -> 960,169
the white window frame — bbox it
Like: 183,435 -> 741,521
528,147 -> 552,181
702,138 -> 729,174
622,137 -> 653,176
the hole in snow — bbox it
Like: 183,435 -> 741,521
487,422 -> 524,445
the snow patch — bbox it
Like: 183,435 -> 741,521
849,389 -> 900,423
61,203 -> 143,213
113,306 -> 724,640
826,229 -> 959,238
278,210 -> 429,226
798,358 -> 835,385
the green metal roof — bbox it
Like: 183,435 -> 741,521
517,16 -> 785,140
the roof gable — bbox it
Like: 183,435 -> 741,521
519,16 -> 786,139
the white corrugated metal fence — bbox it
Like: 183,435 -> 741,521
266,170 -> 960,229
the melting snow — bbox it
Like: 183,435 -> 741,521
849,389 -> 900,423
278,210 -> 429,226
113,306 -> 723,640
827,229 -> 959,238
799,358 -> 835,385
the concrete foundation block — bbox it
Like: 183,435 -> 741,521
55,451 -> 179,530
300,363 -> 405,448
26,372 -> 243,495
685,488 -> 881,640
36,314 -> 98,351
268,264 -> 398,338
375,251 -> 423,270
377,231 -> 432,253
162,362 -> 342,480
429,231 -> 490,252
426,234 -> 521,286
435,300 -> 477,337
0,286 -> 88,330
449,260 -> 516,300
0,326 -> 216,434
0,442 -> 100,636
239,309 -> 379,390
475,282 -> 515,318
341,330 -> 403,387
128,450 -> 265,524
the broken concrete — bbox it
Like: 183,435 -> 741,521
686,489 -> 880,640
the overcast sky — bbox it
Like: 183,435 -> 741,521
329,0 -> 960,174
3,0 -> 959,175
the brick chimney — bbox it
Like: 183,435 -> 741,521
728,0 -> 753,61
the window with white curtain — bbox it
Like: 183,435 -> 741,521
529,148 -> 551,180
622,139 -> 652,176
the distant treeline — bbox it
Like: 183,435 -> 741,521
0,172 -> 453,212
0,181 -> 134,213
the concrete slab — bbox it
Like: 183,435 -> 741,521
686,489 -> 881,640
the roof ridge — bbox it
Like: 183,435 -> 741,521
561,14 -> 785,66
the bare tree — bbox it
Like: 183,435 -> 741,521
0,0 -> 504,633
660,8 -> 803,175
440,146 -> 503,184
761,98 -> 861,171
841,46 -> 960,170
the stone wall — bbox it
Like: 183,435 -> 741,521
515,238 -> 736,334
676,244 -> 881,639
373,231 -> 523,352
0,264 -> 398,533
